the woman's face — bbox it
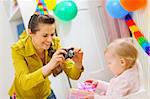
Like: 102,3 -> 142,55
30,23 -> 56,51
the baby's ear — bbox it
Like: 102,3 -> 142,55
120,58 -> 126,67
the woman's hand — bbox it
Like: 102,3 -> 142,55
71,48 -> 83,69
42,48 -> 66,77
48,48 -> 67,70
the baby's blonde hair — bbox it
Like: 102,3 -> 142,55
105,38 -> 138,69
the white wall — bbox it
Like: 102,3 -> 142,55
0,2 -> 15,99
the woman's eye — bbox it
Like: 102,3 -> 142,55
51,33 -> 54,37
43,34 -> 48,37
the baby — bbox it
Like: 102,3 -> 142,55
82,38 -> 140,98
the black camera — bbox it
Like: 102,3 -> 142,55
63,48 -> 74,59
52,48 -> 74,77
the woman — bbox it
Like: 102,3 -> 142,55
9,14 -> 84,99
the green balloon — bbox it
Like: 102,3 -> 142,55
53,0 -> 78,21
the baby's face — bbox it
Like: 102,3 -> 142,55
104,51 -> 125,76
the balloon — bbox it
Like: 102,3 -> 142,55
44,0 -> 56,10
120,0 -> 147,11
106,0 -> 129,18
53,0 -> 78,21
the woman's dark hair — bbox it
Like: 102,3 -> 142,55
28,14 -> 55,33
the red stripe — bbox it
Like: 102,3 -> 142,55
38,2 -> 42,6
126,20 -> 135,26
43,7 -> 47,11
134,31 -> 144,39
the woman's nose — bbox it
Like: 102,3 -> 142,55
47,35 -> 52,42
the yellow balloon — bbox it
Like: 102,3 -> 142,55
44,0 -> 56,10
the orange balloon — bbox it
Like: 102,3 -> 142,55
120,0 -> 147,11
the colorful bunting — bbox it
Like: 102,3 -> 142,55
125,14 -> 150,56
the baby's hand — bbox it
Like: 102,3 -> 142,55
85,79 -> 98,88
100,92 -> 106,96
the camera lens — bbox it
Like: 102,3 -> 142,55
64,48 -> 74,59
68,50 -> 74,58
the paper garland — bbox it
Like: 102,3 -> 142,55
125,14 -> 150,56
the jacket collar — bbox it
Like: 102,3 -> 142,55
25,36 -> 49,59
25,36 -> 36,56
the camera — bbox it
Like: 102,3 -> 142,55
63,48 -> 74,59
52,48 -> 74,77
48,47 -> 75,77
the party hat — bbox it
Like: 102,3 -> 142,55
35,0 -> 49,15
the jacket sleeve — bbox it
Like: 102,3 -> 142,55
12,47 -> 46,91
63,59 -> 84,80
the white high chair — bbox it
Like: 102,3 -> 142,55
94,60 -> 148,99
122,60 -> 147,99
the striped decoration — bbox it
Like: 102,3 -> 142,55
125,14 -> 150,56
35,0 -> 49,15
